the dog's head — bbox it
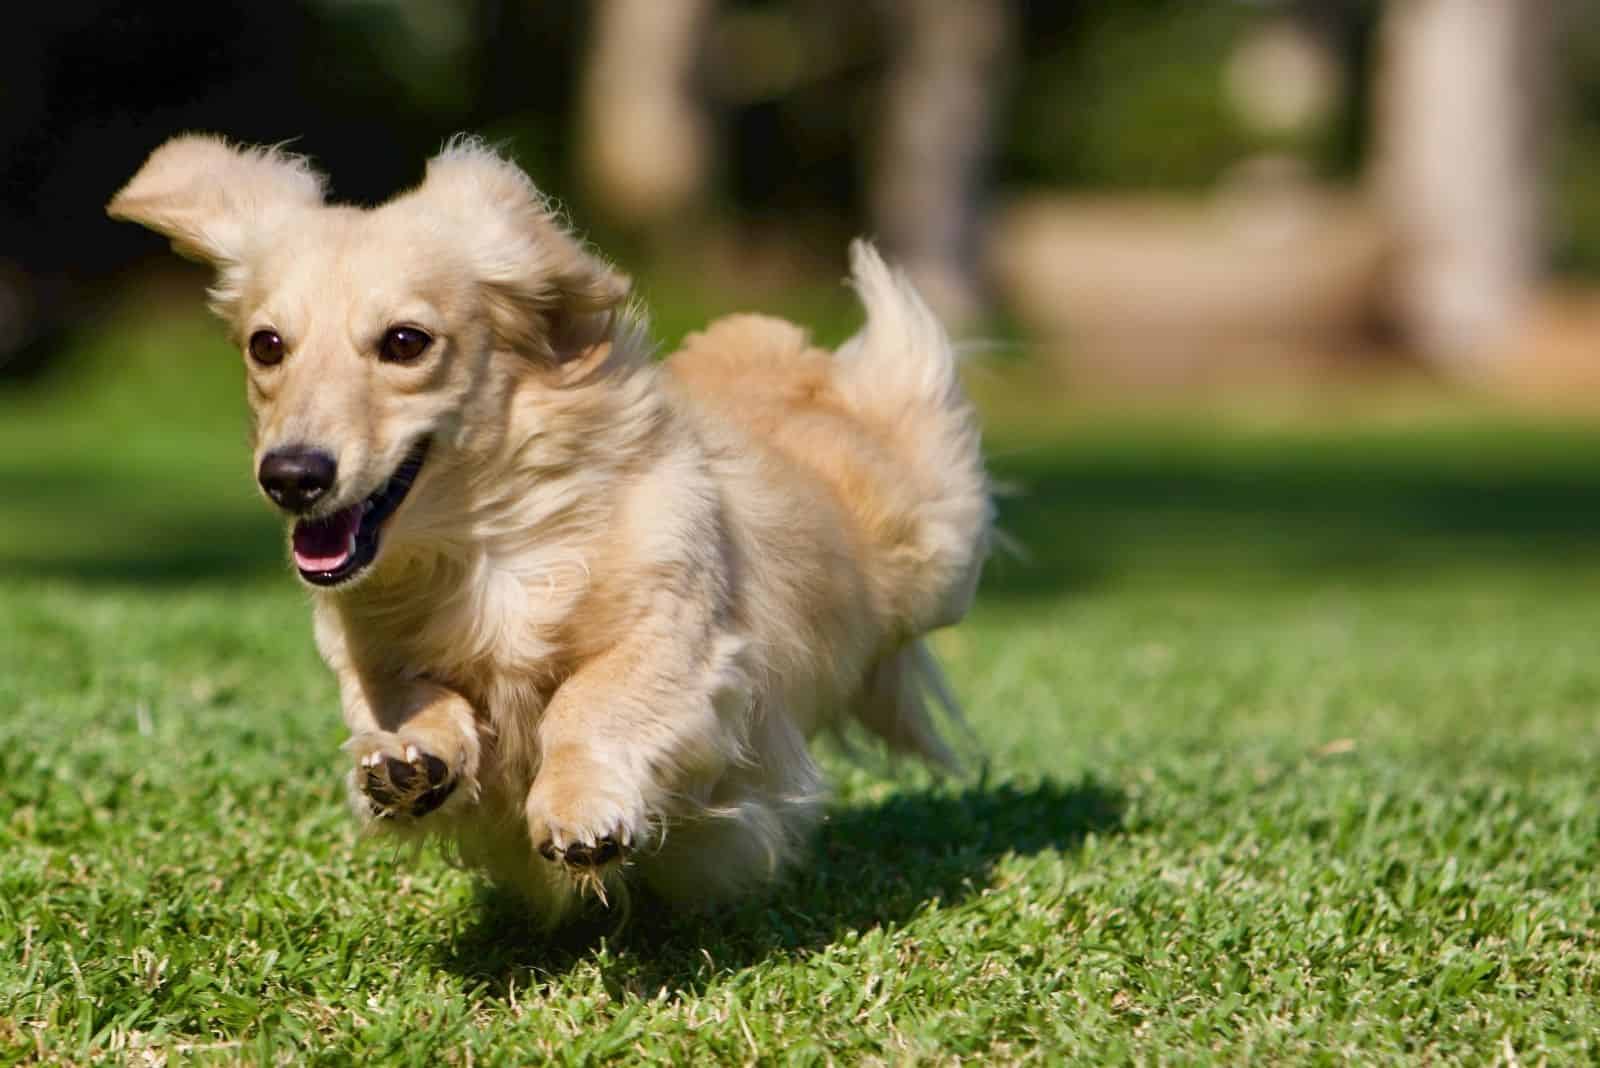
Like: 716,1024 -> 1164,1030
108,135 -> 628,589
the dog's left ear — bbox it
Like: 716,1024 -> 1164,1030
409,138 -> 629,363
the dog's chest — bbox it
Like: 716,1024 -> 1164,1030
343,554 -> 578,711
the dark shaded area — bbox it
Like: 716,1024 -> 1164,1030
979,437 -> 1600,600
0,0 -> 590,382
0,529 -> 287,587
13,431 -> 1600,591
0,461 -> 283,586
435,777 -> 1123,996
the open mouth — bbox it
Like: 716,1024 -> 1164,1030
291,438 -> 431,587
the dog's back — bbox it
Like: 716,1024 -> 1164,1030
666,242 -> 991,766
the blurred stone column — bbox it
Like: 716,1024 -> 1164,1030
1373,0 -> 1554,378
870,0 -> 1013,328
578,0 -> 714,227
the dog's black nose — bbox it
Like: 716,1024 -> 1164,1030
258,446 -> 337,512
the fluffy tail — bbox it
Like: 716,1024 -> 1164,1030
835,240 -> 992,633
834,241 -> 991,771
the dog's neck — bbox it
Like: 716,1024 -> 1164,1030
319,318 -> 678,684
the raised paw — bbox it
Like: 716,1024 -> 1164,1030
525,767 -> 646,883
355,737 -> 457,819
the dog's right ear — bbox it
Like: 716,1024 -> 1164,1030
107,135 -> 326,292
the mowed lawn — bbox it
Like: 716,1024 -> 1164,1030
4,302 -> 1600,1064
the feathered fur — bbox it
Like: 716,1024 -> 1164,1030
108,135 -> 992,924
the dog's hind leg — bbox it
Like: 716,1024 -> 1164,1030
634,716 -> 826,907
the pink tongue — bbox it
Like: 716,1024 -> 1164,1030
292,506 -> 362,572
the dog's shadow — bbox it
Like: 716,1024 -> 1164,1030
435,776 -> 1124,998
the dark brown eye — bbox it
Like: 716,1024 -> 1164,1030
379,326 -> 432,364
247,329 -> 285,366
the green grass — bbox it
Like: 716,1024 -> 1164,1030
4,301 -> 1600,1063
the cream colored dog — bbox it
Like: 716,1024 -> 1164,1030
108,135 -> 990,922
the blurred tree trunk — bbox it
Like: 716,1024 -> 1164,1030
578,0 -> 713,228
1373,0 -> 1554,378
870,0 -> 1013,328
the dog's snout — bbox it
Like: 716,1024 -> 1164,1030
258,446 -> 337,512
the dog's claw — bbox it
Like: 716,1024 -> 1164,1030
539,835 -> 627,868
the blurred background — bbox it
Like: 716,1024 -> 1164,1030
4,0 -> 1600,586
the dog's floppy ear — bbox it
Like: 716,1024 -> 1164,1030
411,137 -> 629,363
107,135 -> 327,309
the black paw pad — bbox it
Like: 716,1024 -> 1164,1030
539,836 -> 625,867
364,752 -> 455,818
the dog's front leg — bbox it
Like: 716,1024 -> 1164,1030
342,676 -> 483,822
526,628 -> 738,873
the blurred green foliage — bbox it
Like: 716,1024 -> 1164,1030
1553,14 -> 1600,276
1006,4 -> 1348,190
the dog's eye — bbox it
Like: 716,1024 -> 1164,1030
380,327 -> 432,364
247,330 -> 285,366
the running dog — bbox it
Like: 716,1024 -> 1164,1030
108,135 -> 990,922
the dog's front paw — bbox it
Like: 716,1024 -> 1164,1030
537,833 -> 627,867
525,765 -> 649,880
351,733 -> 459,819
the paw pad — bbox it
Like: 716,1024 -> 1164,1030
361,746 -> 455,818
538,835 -> 627,868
